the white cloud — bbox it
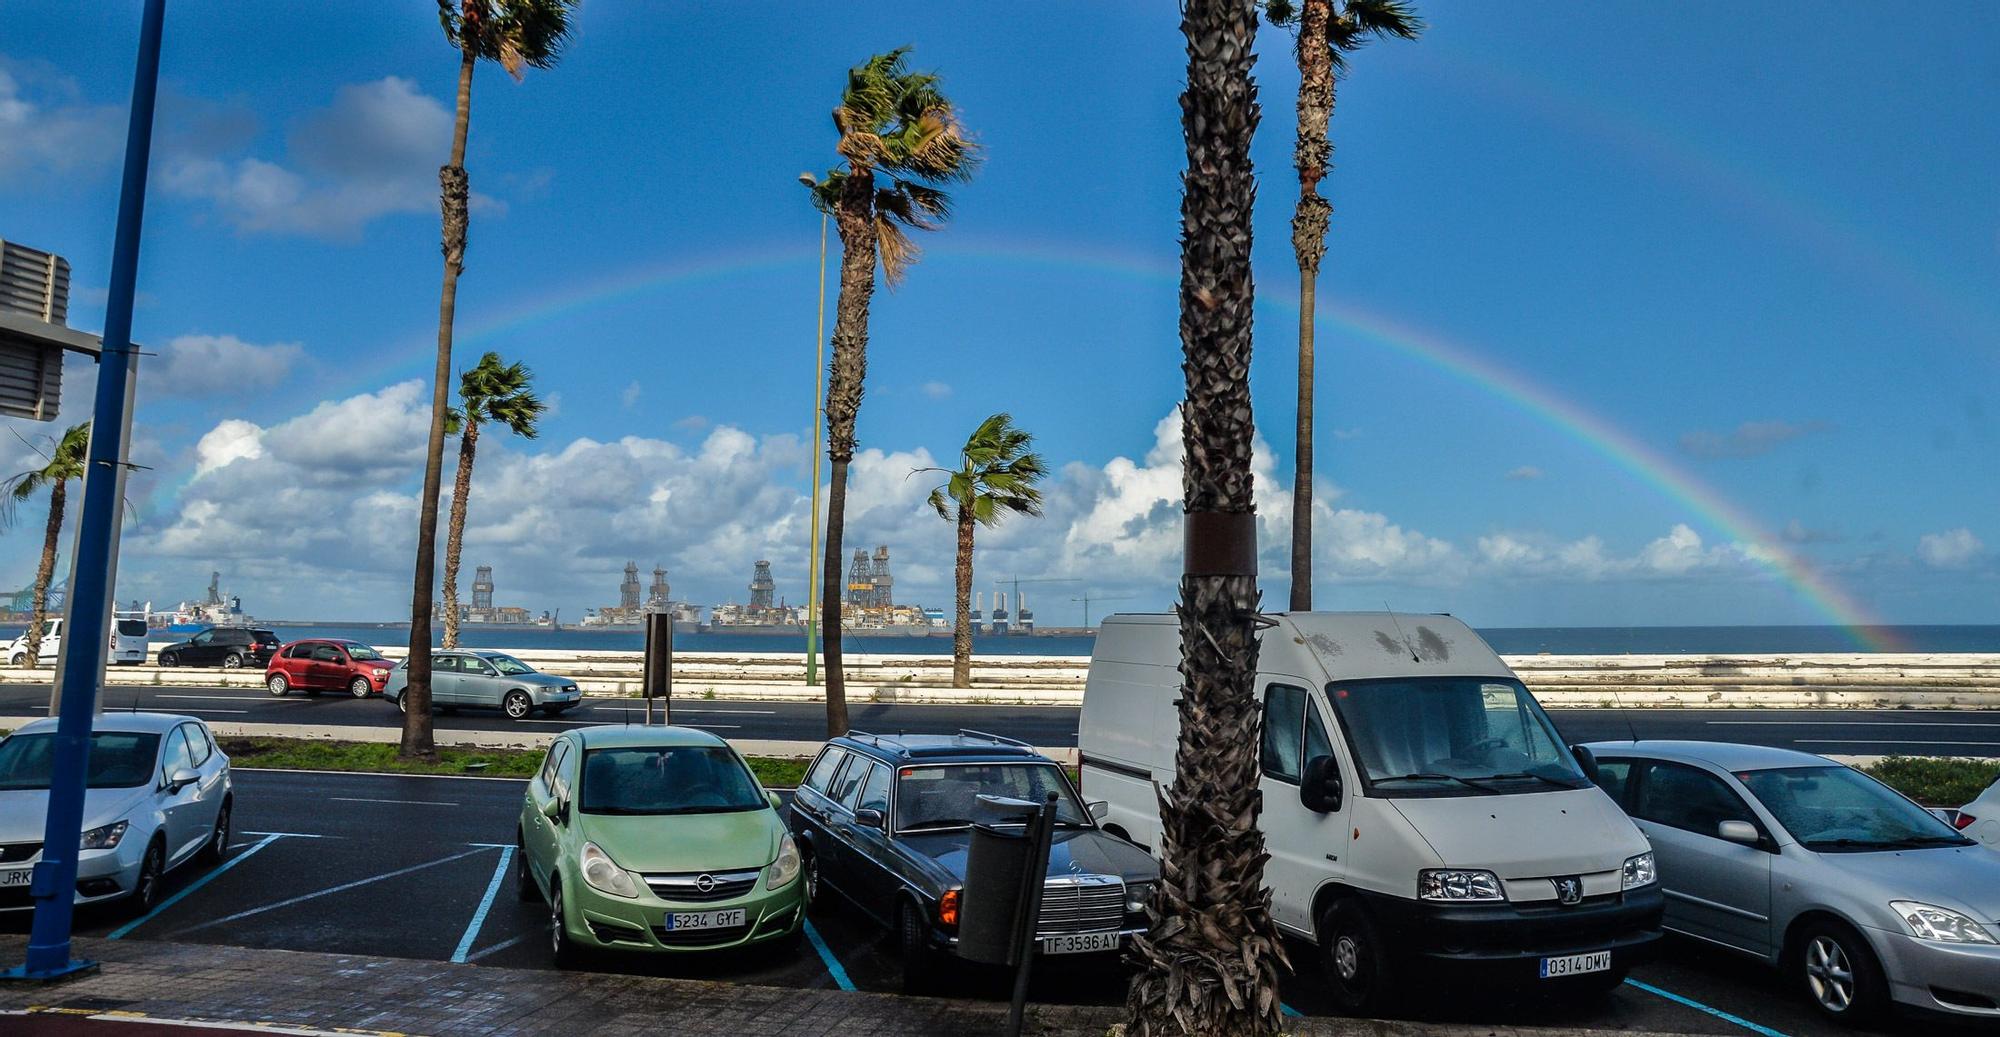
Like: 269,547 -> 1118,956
1680,419 -> 1829,460
620,381 -> 642,409
192,420 -> 264,476
147,335 -> 304,398
0,61 -> 121,183
1918,528 -> 1983,569
1504,465 -> 1543,481
919,381 -> 953,400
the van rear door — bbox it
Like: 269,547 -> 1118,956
1257,678 -> 1350,934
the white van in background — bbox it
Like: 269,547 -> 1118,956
4,615 -> 150,666
1079,612 -> 1662,1014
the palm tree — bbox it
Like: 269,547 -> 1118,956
4,423 -> 89,668
441,352 -> 544,649
1264,0 -> 1419,612
802,48 -> 978,737
1125,0 -> 1283,1033
403,0 -> 574,759
916,414 -> 1045,689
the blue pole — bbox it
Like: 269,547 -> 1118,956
10,0 -> 165,981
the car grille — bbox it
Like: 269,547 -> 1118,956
1036,874 -> 1126,935
652,921 -> 752,947
643,869 -> 760,904
0,842 -> 42,864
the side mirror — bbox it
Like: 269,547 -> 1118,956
767,790 -> 784,811
1087,799 -> 1110,822
167,767 -> 200,793
853,807 -> 886,830
1717,820 -> 1761,846
541,796 -> 567,824
1300,755 -> 1343,814
1570,744 -> 1601,784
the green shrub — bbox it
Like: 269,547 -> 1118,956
1863,756 -> 2000,807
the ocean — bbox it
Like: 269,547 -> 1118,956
18,623 -> 1990,656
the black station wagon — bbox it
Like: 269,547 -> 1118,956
787,731 -> 1158,990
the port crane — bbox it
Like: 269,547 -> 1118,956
1071,591 -> 1139,629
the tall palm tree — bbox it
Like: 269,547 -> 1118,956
441,352 -> 544,649
916,414 -> 1045,689
404,0 -> 574,760
1126,0 -> 1283,1033
802,48 -> 978,737
1264,0 -> 1420,612
4,423 -> 89,668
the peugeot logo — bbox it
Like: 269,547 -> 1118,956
694,874 -> 716,894
1555,877 -> 1583,905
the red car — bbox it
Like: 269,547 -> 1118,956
265,639 -> 396,698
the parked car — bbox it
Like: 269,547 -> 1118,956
264,639 -> 395,698
1585,740 -> 2000,1023
1957,775 -> 2000,852
0,713 -> 233,915
790,730 -> 1158,992
1081,612 -> 1661,1013
6,616 -> 151,667
383,650 -> 581,720
518,726 -> 804,965
157,626 -> 280,669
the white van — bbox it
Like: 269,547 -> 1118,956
1080,612 -> 1661,1013
5,616 -> 150,667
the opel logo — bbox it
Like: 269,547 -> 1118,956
694,874 -> 716,893
1555,877 -> 1583,905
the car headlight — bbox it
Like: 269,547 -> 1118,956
80,820 -> 128,850
1622,852 -> 1656,890
579,841 -> 639,899
1419,869 -> 1504,902
767,834 -> 801,889
1125,881 -> 1155,915
1891,901 -> 1997,944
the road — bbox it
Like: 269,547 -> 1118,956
0,768 -> 1976,1036
5,681 -> 2000,757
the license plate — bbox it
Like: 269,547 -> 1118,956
1041,931 -> 1121,955
663,908 -> 744,931
0,868 -> 29,888
1540,951 -> 1611,978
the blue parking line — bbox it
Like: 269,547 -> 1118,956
1625,978 -> 1791,1037
451,845 -> 514,963
1280,1002 -> 1303,1018
802,918 -> 855,992
109,832 -> 284,940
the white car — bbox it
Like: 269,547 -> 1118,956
0,713 -> 233,915
1959,775 -> 2000,851
4,616 -> 149,667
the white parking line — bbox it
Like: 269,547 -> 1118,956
590,706 -> 776,715
330,797 -> 459,807
160,694 -> 305,703
169,708 -> 251,714
517,718 -> 613,726
179,847 -> 493,932
1708,720 -> 2000,727
1799,739 -> 2000,747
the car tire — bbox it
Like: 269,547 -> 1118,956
516,832 -> 539,902
9,653 -> 25,667
199,799 -> 232,865
802,848 -> 822,908
897,899 -> 940,994
1319,898 -> 1397,1016
267,674 -> 289,696
1794,918 -> 1887,1022
549,881 -> 581,968
129,839 -> 165,917
157,652 -> 176,667
503,690 -> 534,721
222,653 -> 244,669
349,676 -> 371,698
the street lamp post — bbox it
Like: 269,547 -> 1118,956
802,179 -> 829,686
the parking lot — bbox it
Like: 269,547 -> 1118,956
5,768 -> 1984,1036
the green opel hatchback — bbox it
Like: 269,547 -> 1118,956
516,726 -> 806,964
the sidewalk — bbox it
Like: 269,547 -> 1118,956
0,936 -> 1660,1037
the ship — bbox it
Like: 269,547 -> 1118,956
700,553 -> 935,636
154,572 -> 255,633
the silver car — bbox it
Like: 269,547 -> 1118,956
0,713 -> 233,915
1585,740 -> 2000,1023
383,650 -> 583,721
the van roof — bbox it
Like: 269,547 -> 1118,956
1097,611 -> 1512,681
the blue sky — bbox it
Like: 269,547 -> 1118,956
0,2 -> 1994,629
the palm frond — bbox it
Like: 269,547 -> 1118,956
439,0 -> 576,75
875,216 -> 919,287
925,486 -> 953,522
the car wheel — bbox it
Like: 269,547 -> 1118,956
267,674 -> 289,696
157,652 -> 176,667
1319,898 -> 1397,1016
199,799 -> 232,865
802,849 -> 822,907
503,690 -> 534,721
1795,919 -> 1887,1022
129,839 -> 165,916
222,653 -> 244,669
9,653 -> 25,667
349,676 -> 371,698
898,899 -> 940,994
516,831 -> 538,903
396,694 -> 408,714
549,881 -> 580,968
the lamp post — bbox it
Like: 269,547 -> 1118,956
801,175 -> 828,686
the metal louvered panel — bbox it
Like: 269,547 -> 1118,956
0,333 -> 62,422
0,241 -> 69,325
1035,874 -> 1125,935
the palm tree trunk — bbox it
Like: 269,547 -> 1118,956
1289,0 -> 1334,614
403,46 -> 477,759
24,480 -> 65,667
819,171 -> 878,738
952,506 -> 974,689
441,419 -> 480,650
1128,0 -> 1282,1033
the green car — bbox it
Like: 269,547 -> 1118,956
516,726 -> 805,964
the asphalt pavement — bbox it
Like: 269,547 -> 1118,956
0,769 -> 1982,1037
4,681 -> 2000,758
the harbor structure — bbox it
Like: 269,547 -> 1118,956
582,561 -> 692,630
437,564 -> 550,627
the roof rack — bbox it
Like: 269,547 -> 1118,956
957,729 -> 1032,750
842,730 -> 909,757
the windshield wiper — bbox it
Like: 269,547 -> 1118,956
1477,771 -> 1583,790
1374,773 -> 1500,794
901,818 -> 973,831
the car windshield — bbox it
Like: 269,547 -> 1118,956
0,732 -> 162,790
894,763 -> 1091,831
578,746 -> 765,815
483,654 -> 535,676
1739,766 -> 1972,851
1326,677 -> 1587,795
116,620 -> 148,637
343,644 -> 384,661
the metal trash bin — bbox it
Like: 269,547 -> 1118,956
960,822 -> 1035,965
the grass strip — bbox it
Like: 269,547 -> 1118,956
215,735 -> 810,787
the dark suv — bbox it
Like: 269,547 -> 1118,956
787,731 -> 1157,991
157,627 -> 281,669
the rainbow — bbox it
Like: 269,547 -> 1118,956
327,236 -> 1896,650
